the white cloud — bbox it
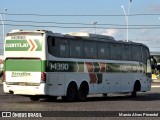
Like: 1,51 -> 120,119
101,29 -> 119,36
140,28 -> 149,35
79,28 -> 124,40
150,5 -> 160,12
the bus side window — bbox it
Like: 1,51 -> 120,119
47,36 -> 60,57
52,38 -> 55,46
47,36 -> 55,56
122,44 -> 132,61
84,41 -> 97,59
116,43 -> 122,60
132,45 -> 142,62
60,39 -> 69,57
98,42 -> 110,59
70,40 -> 83,58
142,46 -> 149,64
110,43 -> 117,60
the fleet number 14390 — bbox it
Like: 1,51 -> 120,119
50,63 -> 69,71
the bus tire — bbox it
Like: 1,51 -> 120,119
131,81 -> 141,97
30,96 -> 40,101
0,70 -> 2,77
45,96 -> 57,102
65,82 -> 78,101
103,93 -> 108,97
78,82 -> 89,101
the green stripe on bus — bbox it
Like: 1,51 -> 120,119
34,39 -> 42,51
4,59 -> 145,73
5,59 -> 42,72
47,61 -> 145,73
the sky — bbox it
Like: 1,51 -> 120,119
0,0 -> 160,54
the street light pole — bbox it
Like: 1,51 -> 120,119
3,8 -> 7,42
0,8 -> 7,44
121,5 -> 128,42
0,13 -> 4,42
121,0 -> 132,42
93,22 -> 97,34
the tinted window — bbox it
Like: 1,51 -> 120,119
60,39 -> 69,57
116,44 -> 123,60
70,40 -> 83,58
84,41 -> 97,59
47,36 -> 60,56
142,46 -> 150,64
122,44 -> 132,61
110,43 -> 117,60
132,45 -> 142,62
98,42 -> 110,59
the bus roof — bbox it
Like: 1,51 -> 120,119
7,29 -> 149,49
68,32 -> 115,41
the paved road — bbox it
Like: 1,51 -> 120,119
0,84 -> 160,120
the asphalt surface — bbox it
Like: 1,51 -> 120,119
0,82 -> 160,120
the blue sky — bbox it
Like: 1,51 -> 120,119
0,0 -> 160,53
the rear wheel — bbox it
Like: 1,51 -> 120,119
0,70 -> 3,77
64,82 -> 78,101
103,93 -> 108,97
30,96 -> 40,101
78,82 -> 89,101
45,96 -> 57,102
131,90 -> 137,97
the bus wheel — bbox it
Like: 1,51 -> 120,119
66,82 -> 78,101
103,93 -> 108,97
45,96 -> 57,102
78,82 -> 89,101
131,81 -> 141,97
30,96 -> 40,101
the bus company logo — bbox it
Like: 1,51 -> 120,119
11,72 -> 31,77
5,39 -> 42,51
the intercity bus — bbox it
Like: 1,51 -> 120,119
3,30 -> 152,101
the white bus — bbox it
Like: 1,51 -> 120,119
3,30 -> 152,101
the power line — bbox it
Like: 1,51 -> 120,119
1,23 -> 160,29
1,13 -> 160,17
1,19 -> 160,27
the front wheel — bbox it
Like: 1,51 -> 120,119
131,81 -> 141,97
